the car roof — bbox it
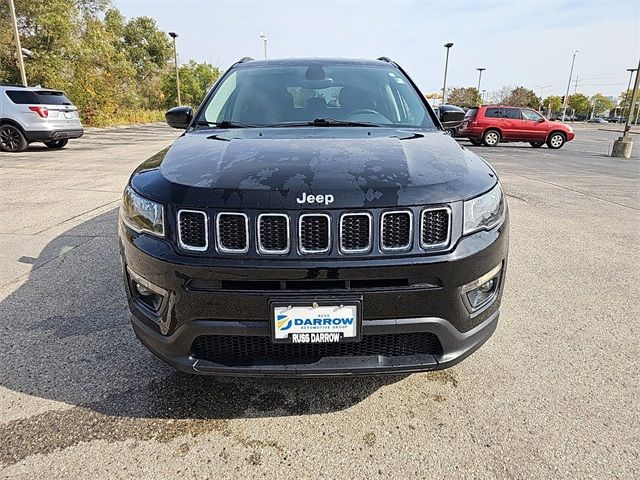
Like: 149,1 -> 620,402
0,84 -> 63,94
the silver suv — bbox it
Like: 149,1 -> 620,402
0,85 -> 84,152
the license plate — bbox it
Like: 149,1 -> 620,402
270,299 -> 362,344
64,112 -> 73,119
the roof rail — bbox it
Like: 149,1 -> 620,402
237,57 -> 255,63
377,56 -> 397,66
0,83 -> 27,88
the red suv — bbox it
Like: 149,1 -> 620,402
459,106 -> 575,149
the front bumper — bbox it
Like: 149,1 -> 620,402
120,216 -> 508,376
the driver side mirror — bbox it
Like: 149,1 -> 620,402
538,118 -> 546,123
165,106 -> 193,129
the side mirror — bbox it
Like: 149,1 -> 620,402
537,118 -> 546,123
165,106 -> 193,129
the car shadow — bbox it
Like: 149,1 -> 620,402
0,208 -> 404,423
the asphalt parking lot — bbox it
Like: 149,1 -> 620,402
0,124 -> 638,479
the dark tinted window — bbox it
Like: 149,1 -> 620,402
36,91 -> 72,105
503,108 -> 521,119
485,107 -> 502,118
464,107 -> 478,119
5,90 -> 39,104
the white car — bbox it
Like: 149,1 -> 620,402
0,85 -> 83,152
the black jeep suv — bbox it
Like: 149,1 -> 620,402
119,57 -> 508,376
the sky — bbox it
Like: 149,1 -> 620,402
114,0 -> 639,99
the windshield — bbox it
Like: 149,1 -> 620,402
199,62 -> 434,128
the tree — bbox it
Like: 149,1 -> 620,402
446,87 -> 480,107
543,95 -> 563,114
503,87 -> 540,108
590,93 -> 615,116
161,60 -> 221,108
568,93 -> 591,116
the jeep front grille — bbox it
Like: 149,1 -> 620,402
257,214 -> 290,254
299,214 -> 331,253
340,213 -> 372,253
216,213 -> 249,253
381,211 -> 412,251
421,207 -> 451,248
177,210 -> 208,251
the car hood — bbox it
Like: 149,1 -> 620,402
131,128 -> 497,209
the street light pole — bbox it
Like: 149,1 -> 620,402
561,50 -> 578,120
611,56 -> 640,158
259,32 -> 268,59
8,0 -> 27,86
441,42 -> 454,105
535,84 -> 551,112
168,32 -> 181,105
476,68 -> 485,104
623,68 -> 637,119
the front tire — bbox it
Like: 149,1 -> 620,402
44,139 -> 68,149
547,132 -> 566,149
482,129 -> 501,147
530,141 -> 544,148
0,124 -> 28,152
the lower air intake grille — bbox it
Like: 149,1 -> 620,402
299,214 -> 330,253
178,210 -> 207,251
216,213 -> 248,253
341,214 -> 371,252
381,211 -> 412,250
192,333 -> 442,364
421,208 -> 450,247
258,214 -> 289,254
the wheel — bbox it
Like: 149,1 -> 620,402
444,128 -> 456,137
44,139 -> 68,149
482,129 -> 501,147
547,132 -> 566,149
0,124 -> 28,152
530,141 -> 544,148
470,138 -> 483,146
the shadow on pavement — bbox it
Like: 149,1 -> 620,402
0,208 -> 403,423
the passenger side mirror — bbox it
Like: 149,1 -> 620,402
538,118 -> 545,123
165,106 -> 193,129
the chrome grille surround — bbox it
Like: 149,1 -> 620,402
380,210 -> 413,251
339,212 -> 373,253
420,206 -> 451,249
257,213 -> 290,254
215,212 -> 249,254
298,213 -> 331,254
177,209 -> 208,252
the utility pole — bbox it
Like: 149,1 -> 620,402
259,32 -> 268,59
611,56 -> 640,158
168,32 -> 181,105
8,0 -> 27,86
561,50 -> 578,120
476,68 -> 485,104
441,42 -> 454,105
573,75 -> 580,94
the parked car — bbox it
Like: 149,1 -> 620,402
587,118 -> 608,124
119,57 -> 509,376
433,104 -> 466,136
0,84 -> 83,152
459,105 -> 575,148
607,116 -> 625,124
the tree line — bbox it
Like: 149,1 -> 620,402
0,0 -> 220,126
445,84 -> 629,118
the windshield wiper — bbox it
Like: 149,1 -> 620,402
266,118 -> 383,128
195,120 -> 258,129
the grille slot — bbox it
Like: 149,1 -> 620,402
381,211 -> 412,251
216,213 -> 249,253
299,214 -> 331,253
340,213 -> 372,253
421,207 -> 451,248
177,210 -> 208,251
258,214 -> 290,254
192,333 -> 442,365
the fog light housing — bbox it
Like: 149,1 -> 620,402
127,266 -> 167,315
462,264 -> 502,312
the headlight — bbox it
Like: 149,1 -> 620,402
120,186 -> 165,237
463,183 -> 505,235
